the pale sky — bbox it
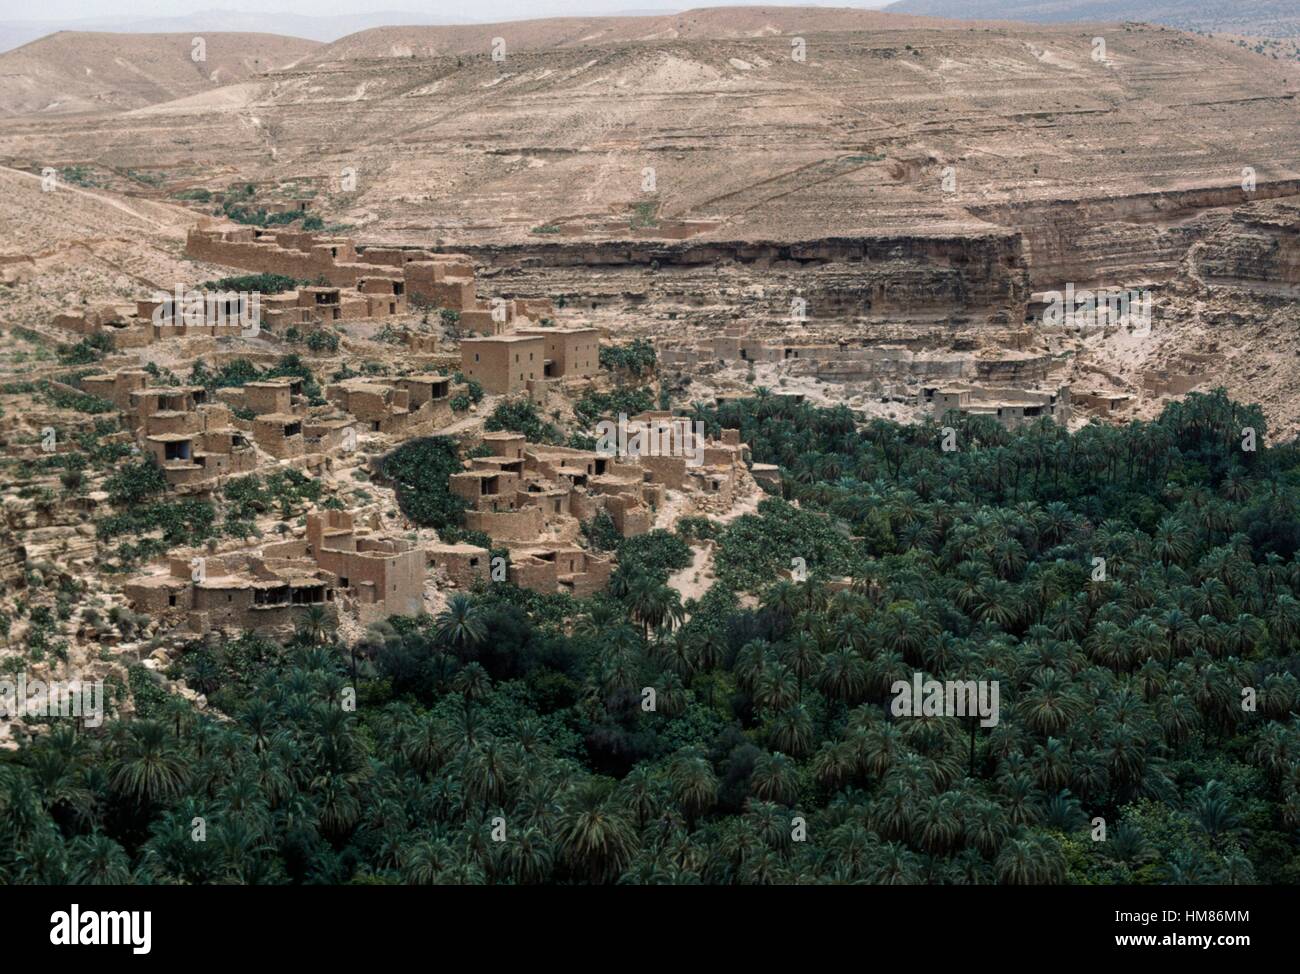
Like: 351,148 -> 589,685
5,0 -> 892,22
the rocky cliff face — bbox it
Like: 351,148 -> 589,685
970,181 -> 1300,289
433,231 -> 1030,327
1196,197 -> 1300,287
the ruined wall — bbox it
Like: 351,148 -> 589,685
464,506 -> 545,541
509,557 -> 556,594
186,229 -> 360,287
427,545 -> 489,589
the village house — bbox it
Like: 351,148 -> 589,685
306,510 -> 425,620
324,373 -> 459,435
508,544 -> 612,598
125,508 -> 426,636
516,326 -> 601,378
927,383 -> 1072,428
126,384 -> 259,487
124,552 -> 336,637
460,335 -> 547,394
427,542 -> 491,590
437,418 -> 755,595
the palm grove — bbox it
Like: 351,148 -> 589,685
3,389 -> 1299,884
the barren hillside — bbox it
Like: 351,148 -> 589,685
2,19 -> 1294,249
0,165 -> 224,333
0,31 -> 320,116
306,6 -> 959,61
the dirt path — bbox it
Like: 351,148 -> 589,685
667,540 -> 716,607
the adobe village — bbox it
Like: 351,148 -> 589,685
3,4 -> 1300,744
1,210 -> 777,735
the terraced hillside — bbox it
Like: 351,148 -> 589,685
0,31 -> 320,116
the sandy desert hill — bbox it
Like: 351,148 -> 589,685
307,6 -> 956,61
0,164 -> 230,336
0,31 -> 320,116
3,13 -> 1291,248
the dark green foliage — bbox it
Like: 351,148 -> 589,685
223,469 -> 321,523
573,386 -> 656,427
97,499 -> 216,547
599,339 -> 656,377
219,194 -> 320,230
40,382 -> 113,415
485,399 -> 562,444
189,355 -> 323,402
714,499 -> 858,590
582,510 -> 621,553
56,333 -> 113,365
195,273 -> 303,295
4,388 -> 1299,886
379,437 -> 467,530
615,529 -> 692,582
105,458 -> 167,506
451,373 -> 483,404
305,330 -> 340,353
677,516 -> 720,542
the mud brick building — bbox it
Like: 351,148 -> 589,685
928,383 -> 1072,429
306,510 -> 425,620
508,545 -> 612,597
516,326 -> 601,378
80,370 -> 150,411
124,552 -> 336,637
427,542 -> 491,589
325,373 -> 458,435
124,383 -> 259,488
125,508 -> 426,636
460,335 -> 546,394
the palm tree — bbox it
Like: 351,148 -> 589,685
506,826 -> 555,884
619,766 -> 664,830
436,594 -> 486,654
780,632 -> 823,697
67,833 -> 132,884
296,605 -> 334,647
110,721 -> 188,807
402,839 -> 452,884
752,663 -> 799,713
995,832 -> 1065,884
462,739 -> 517,816
627,577 -> 683,639
810,740 -> 857,792
749,751 -> 799,805
668,751 -> 718,829
768,705 -> 814,758
817,648 -> 868,705
557,784 -> 638,883
452,663 -> 492,742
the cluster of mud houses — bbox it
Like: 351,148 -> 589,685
51,222 -> 558,347
432,416 -> 754,597
124,510 -> 425,636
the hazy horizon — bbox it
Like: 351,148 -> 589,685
0,1 -> 895,51
1,0 -> 894,27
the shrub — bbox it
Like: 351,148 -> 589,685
105,459 -> 167,506
600,339 -> 656,377
306,330 -> 340,353
485,399 -> 562,444
378,437 -> 467,530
